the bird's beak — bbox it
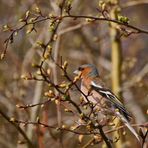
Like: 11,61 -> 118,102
73,70 -> 79,75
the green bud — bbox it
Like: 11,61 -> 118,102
118,15 -> 129,24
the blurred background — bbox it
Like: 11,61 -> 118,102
0,0 -> 148,148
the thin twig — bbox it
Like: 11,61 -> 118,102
0,109 -> 34,148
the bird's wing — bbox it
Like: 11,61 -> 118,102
91,81 -> 132,121
91,80 -> 140,142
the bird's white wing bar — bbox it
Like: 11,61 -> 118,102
99,90 -> 113,97
91,81 -> 123,105
91,81 -> 103,88
99,90 -> 122,104
91,82 -> 117,99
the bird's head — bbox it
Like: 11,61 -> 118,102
73,64 -> 99,79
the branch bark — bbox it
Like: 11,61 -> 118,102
109,0 -> 123,147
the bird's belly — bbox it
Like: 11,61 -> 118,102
81,85 -> 113,113
81,85 -> 96,103
81,85 -> 105,104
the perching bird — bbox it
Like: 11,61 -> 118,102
74,64 -> 140,141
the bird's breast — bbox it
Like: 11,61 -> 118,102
81,83 -> 104,104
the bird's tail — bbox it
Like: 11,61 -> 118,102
116,112 -> 140,142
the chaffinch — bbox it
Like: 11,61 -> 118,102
74,64 -> 140,141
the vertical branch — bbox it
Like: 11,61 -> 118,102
53,35 -> 61,125
26,81 -> 44,140
51,1 -> 66,147
52,35 -> 64,148
37,106 -> 49,148
52,36 -> 61,118
109,0 -> 123,147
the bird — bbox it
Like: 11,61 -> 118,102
73,64 -> 140,141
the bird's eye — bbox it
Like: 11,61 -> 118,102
78,67 -> 84,71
